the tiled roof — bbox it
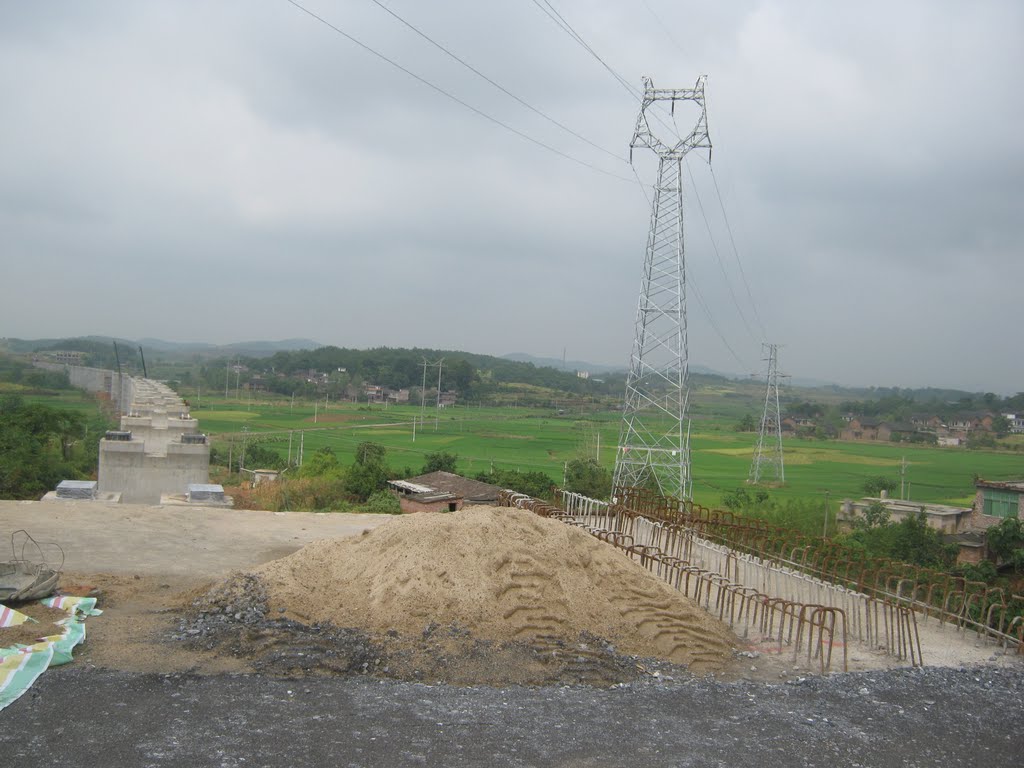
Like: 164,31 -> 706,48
402,471 -> 503,503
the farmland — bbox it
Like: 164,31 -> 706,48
191,391 -> 1024,510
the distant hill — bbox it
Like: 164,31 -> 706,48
501,353 -> 626,375
3,336 -> 321,361
501,353 -> 767,381
136,338 -> 321,355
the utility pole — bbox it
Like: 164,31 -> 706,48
421,357 -> 429,418
900,456 -> 909,500
613,76 -> 710,502
225,360 -> 229,400
749,343 -> 787,485
435,357 -> 444,431
112,341 -> 123,417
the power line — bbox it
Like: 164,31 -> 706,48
284,0 -> 637,184
709,163 -> 767,338
684,157 -> 759,343
531,0 -> 685,145
688,275 -> 749,371
638,0 -> 690,65
367,0 -> 626,164
530,0 -> 640,102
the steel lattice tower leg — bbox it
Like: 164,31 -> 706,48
749,343 -> 785,484
614,77 -> 711,502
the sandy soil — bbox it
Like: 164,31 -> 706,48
253,508 -> 736,670
1,500 -> 1019,686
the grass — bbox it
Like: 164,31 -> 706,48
192,393 -> 1024,510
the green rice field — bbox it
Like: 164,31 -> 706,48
192,393 -> 1024,509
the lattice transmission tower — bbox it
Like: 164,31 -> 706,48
613,76 -> 710,502
749,343 -> 786,484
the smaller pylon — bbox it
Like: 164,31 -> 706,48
749,343 -> 786,484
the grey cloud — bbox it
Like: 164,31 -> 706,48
1,1 -> 1021,391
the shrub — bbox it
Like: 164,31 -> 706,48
363,490 -> 402,514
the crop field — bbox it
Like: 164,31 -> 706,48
194,393 -> 1024,509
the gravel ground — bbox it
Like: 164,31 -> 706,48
2,665 -> 1022,767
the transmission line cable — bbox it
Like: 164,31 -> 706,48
688,275 -> 749,371
638,0 -> 690,65
367,0 -> 626,163
530,0 -> 687,147
708,164 -> 767,338
630,163 -> 652,208
532,0 -> 640,100
683,158 -> 759,343
285,0 -> 636,184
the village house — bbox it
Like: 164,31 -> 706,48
973,479 -> 1024,525
1002,413 -> 1024,434
839,417 -> 883,441
387,471 -> 503,513
948,412 -> 994,435
837,491 -> 990,564
838,493 -> 973,536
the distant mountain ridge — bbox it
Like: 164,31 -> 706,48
136,337 -> 321,354
4,336 -> 321,358
501,352 -> 625,374
502,353 -> 749,379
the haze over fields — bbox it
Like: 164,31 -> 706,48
1,2 -> 1021,392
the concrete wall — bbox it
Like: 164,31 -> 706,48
99,440 -> 210,504
95,374 -> 211,504
398,497 -> 463,513
33,362 -> 119,404
120,414 -> 200,454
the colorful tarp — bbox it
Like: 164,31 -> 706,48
0,595 -> 101,711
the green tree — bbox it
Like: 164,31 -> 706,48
854,501 -> 891,529
843,512 -> 956,568
344,461 -> 389,501
300,446 -> 342,478
721,487 -> 769,511
563,458 -> 612,499
862,476 -> 898,496
0,397 -> 85,499
734,414 -> 756,432
422,451 -> 458,474
986,516 -> 1024,571
363,490 -> 402,514
890,512 -> 957,567
355,442 -> 387,466
448,360 -> 476,393
345,442 -> 390,501
476,468 -> 553,499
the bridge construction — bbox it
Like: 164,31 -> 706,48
500,488 -> 1023,673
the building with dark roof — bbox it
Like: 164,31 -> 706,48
387,471 -> 503,513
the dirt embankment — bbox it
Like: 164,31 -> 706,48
173,507 -> 739,686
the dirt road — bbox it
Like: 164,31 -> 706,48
0,499 -> 390,576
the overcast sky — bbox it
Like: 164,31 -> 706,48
1,1 -> 1021,392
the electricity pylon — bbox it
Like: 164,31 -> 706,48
613,76 -> 710,502
749,343 -> 785,484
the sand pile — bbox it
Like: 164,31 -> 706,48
251,506 -> 735,671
